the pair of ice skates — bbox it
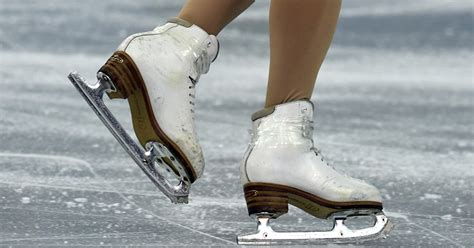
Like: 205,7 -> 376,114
68,19 -> 392,244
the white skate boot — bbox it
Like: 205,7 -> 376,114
68,18 -> 218,203
237,100 -> 392,244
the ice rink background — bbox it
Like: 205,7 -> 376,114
0,0 -> 472,247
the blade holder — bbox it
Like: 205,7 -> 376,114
237,212 -> 393,245
68,72 -> 190,204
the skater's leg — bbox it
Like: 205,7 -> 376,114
238,1 -> 392,243
178,0 -> 255,35
265,0 -> 341,107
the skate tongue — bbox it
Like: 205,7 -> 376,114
208,35 -> 219,62
165,17 -> 219,63
274,100 -> 313,121
194,35 -> 219,75
166,17 -> 193,28
252,100 -> 314,121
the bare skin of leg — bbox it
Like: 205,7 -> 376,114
265,0 -> 342,107
178,0 -> 255,35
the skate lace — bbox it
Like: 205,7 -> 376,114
301,117 -> 362,179
187,37 -> 217,117
188,77 -> 197,118
301,116 -> 329,165
253,116 -> 327,164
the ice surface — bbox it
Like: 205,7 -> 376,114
0,0 -> 472,247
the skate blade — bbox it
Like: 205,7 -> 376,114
68,72 -> 190,204
237,212 -> 393,245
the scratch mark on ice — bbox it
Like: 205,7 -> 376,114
81,159 -> 236,245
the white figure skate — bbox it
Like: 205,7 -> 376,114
68,18 -> 218,204
237,100 -> 392,244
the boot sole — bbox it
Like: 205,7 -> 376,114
244,182 -> 383,219
98,51 -> 197,183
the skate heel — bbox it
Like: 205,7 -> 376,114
98,51 -> 142,99
244,183 -> 289,218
